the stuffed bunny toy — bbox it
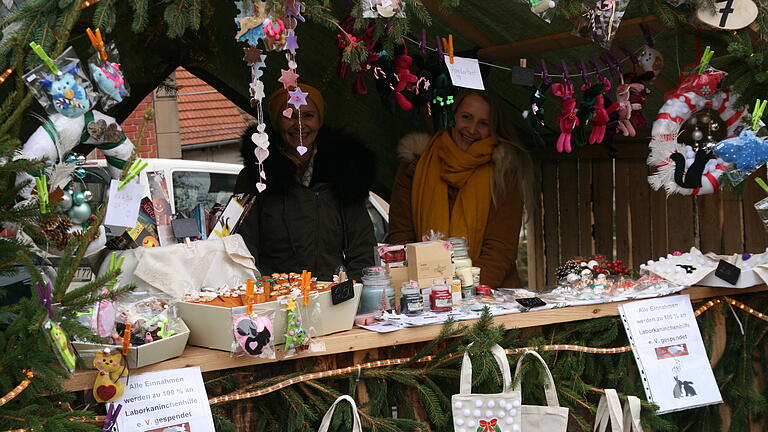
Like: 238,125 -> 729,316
551,83 -> 579,153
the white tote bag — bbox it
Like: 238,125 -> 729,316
452,344 -> 523,432
594,388 -> 643,432
317,395 -> 362,432
511,350 -> 570,431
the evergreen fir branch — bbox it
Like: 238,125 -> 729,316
60,283 -> 133,309
129,0 -> 150,32
92,0 -> 117,32
59,269 -> 120,304
162,0 -> 201,38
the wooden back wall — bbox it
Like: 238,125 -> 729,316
525,141 -> 768,289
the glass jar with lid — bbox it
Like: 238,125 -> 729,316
448,237 -> 472,274
359,266 -> 394,314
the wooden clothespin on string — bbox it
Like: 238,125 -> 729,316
86,28 -> 107,62
539,59 -> 550,85
441,34 -> 454,64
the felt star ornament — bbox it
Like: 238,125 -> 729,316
285,34 -> 299,54
287,87 -> 308,108
278,68 -> 300,89
243,46 -> 264,65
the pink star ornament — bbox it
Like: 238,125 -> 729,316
278,68 -> 300,90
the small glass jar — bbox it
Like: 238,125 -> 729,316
400,281 -> 423,316
430,286 -> 453,312
470,267 -> 481,286
449,237 -> 472,273
359,266 -> 394,314
475,284 -> 492,297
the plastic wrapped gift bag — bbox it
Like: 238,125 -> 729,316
571,0 -> 630,49
88,42 -> 130,110
24,46 -> 97,118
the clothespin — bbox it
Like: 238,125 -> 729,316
418,29 -> 428,57
640,23 -> 654,47
108,252 -> 125,290
86,28 -> 107,61
589,57 -> 603,81
102,403 -> 123,432
34,175 -> 48,213
441,34 -> 454,64
559,59 -> 571,86
520,58 -> 527,68
619,42 -> 639,68
435,36 -> 444,62
121,323 -> 131,355
600,53 -> 617,80
578,58 -> 589,85
36,281 -> 54,319
539,59 -> 550,85
301,271 -> 311,306
118,158 -> 148,190
246,278 -> 255,314
29,42 -> 60,75
607,51 -> 623,76
755,177 -> 768,195
751,99 -> 767,131
697,46 -> 714,75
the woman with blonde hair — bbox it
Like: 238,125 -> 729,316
389,89 -> 535,288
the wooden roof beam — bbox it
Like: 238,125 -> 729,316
421,0 -> 495,48
477,16 -> 661,62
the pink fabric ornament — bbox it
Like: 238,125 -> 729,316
392,46 -> 418,111
551,83 -> 579,153
233,316 -> 273,357
589,78 -> 611,145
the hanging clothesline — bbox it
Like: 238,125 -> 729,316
400,32 -> 657,81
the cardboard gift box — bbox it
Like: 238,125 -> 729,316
176,284 -> 362,352
406,241 -> 452,288
73,319 -> 190,369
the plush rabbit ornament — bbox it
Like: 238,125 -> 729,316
589,78 -> 611,145
551,83 -> 579,153
392,46 -> 419,110
612,82 -> 646,137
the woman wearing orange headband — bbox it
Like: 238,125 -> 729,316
235,84 -> 376,281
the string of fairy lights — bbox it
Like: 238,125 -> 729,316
0,295 -> 766,430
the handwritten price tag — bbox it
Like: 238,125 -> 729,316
105,179 -> 144,235
444,55 -> 485,90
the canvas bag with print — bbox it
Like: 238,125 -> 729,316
512,350 -> 569,431
452,344 -> 523,432
317,395 -> 362,432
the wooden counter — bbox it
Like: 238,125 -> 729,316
64,284 -> 768,392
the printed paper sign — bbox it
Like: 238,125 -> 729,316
619,295 -> 722,414
116,367 -> 214,432
209,195 -> 244,239
444,55 -> 485,90
105,179 -> 144,235
146,171 -> 177,247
